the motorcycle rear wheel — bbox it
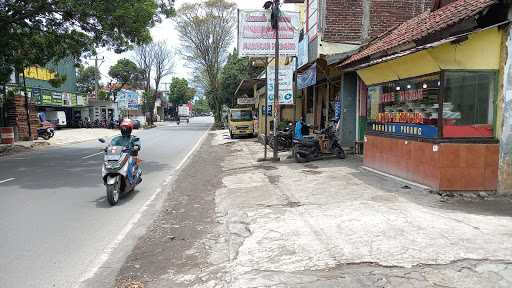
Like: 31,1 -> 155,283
106,180 -> 120,206
294,147 -> 311,163
335,147 -> 346,159
41,133 -> 50,140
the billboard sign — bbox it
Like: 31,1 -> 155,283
238,9 -> 300,57
267,59 -> 295,105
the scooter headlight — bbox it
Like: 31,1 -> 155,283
105,161 -> 121,169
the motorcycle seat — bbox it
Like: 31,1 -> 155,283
301,136 -> 319,146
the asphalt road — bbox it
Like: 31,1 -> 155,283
0,117 -> 213,288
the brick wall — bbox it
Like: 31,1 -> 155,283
323,0 -> 364,43
369,0 -> 431,39
7,95 -> 39,141
322,0 -> 432,44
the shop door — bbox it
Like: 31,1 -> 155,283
341,73 -> 357,147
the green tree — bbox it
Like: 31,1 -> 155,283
169,77 -> 195,105
0,0 -> 175,85
108,59 -> 141,88
175,0 -> 236,126
77,65 -> 99,93
193,97 -> 211,114
142,91 -> 156,124
219,49 -> 262,108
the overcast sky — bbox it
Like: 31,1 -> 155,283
93,0 -> 286,91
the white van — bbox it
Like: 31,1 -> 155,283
46,111 -> 67,128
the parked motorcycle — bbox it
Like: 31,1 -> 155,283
98,138 -> 143,206
269,123 -> 294,151
37,127 -> 55,140
292,125 -> 345,163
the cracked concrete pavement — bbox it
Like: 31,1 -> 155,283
115,130 -> 512,288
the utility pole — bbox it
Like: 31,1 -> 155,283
22,69 -> 32,140
264,57 -> 269,160
272,0 -> 280,162
92,56 -> 104,99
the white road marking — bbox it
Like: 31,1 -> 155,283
81,152 -> 103,159
0,178 -> 15,184
77,125 -> 211,286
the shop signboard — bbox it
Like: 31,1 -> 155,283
63,92 -> 71,106
238,9 -> 300,57
41,90 -> 53,105
261,104 -> 272,116
32,88 -> 42,102
127,92 -> 140,110
52,92 -> 63,105
71,93 -> 78,106
237,97 -> 257,105
298,34 -> 309,68
77,94 -> 85,106
335,101 -> 342,121
267,59 -> 295,105
297,63 -> 316,90
368,122 -> 438,138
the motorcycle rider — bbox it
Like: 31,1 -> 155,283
110,119 -> 140,153
109,119 -> 141,184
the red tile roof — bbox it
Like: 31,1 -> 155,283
342,0 -> 496,67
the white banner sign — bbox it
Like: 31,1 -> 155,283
237,97 -> 257,105
267,59 -> 295,105
307,0 -> 319,42
238,9 -> 300,57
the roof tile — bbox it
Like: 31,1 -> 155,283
342,0 -> 496,67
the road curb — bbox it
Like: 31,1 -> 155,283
77,123 -> 212,287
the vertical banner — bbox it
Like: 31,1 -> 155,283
298,34 -> 309,68
307,0 -> 319,42
267,58 -> 295,105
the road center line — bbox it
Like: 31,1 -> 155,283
77,125 -> 211,287
81,152 -> 103,159
0,178 -> 15,184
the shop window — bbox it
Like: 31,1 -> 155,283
367,74 -> 441,138
443,71 -> 495,138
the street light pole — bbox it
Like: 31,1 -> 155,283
264,57 -> 268,160
272,0 -> 280,162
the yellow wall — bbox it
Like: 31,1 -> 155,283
358,28 -> 503,85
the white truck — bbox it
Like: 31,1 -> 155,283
177,105 -> 191,124
46,111 -> 67,128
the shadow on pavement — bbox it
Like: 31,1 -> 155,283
0,145 -> 169,190
92,188 -> 142,209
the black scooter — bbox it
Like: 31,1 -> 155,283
37,127 -> 55,140
293,125 -> 345,163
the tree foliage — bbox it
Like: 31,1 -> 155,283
175,0 -> 236,125
77,65 -> 99,93
169,77 -> 195,105
0,0 -> 175,84
193,97 -> 211,114
219,49 -> 262,108
108,58 -> 141,89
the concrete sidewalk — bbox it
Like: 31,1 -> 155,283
116,130 -> 512,288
